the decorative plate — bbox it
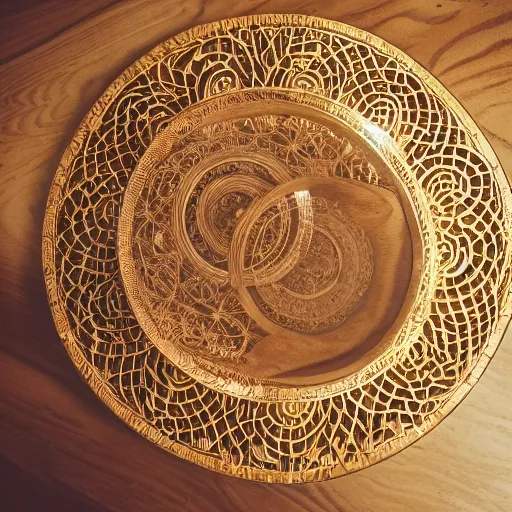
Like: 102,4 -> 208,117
43,14 -> 512,483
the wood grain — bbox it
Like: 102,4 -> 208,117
1,0 -> 511,510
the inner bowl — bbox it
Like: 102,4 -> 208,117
118,89 -> 427,399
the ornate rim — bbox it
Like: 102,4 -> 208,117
43,14 -> 512,483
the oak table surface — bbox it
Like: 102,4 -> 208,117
1,0 -> 511,510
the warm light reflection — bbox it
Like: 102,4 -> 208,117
364,122 -> 388,145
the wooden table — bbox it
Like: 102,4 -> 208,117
1,1 -> 511,510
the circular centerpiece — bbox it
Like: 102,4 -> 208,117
118,90 -> 427,398
43,15 -> 512,482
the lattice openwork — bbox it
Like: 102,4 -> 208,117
43,15 -> 512,483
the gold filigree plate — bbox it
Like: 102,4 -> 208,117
43,15 -> 512,483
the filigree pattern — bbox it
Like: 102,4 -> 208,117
124,112 -> 376,366
43,15 -> 512,483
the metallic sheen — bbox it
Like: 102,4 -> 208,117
43,15 -> 512,483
